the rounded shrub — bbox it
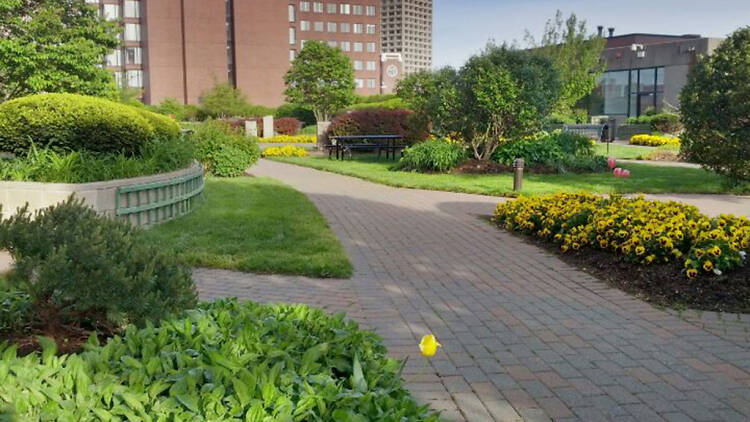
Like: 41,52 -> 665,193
0,197 -> 197,328
189,120 -> 260,177
649,113 -> 683,134
397,137 -> 466,172
0,93 -> 155,155
135,108 -> 181,141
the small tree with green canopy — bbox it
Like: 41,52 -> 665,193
680,27 -> 750,183
396,68 -> 461,136
284,41 -> 355,122
457,45 -> 560,160
0,0 -> 121,101
526,11 -> 606,117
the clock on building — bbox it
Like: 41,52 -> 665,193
386,64 -> 399,78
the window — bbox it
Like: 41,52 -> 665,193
299,1 -> 310,12
300,40 -> 306,49
340,41 -> 351,51
328,40 -> 338,47
366,61 -> 376,71
366,5 -> 375,16
289,27 -> 296,44
126,70 -> 142,88
366,42 -> 376,53
353,60 -> 363,70
340,23 -> 350,33
288,4 -> 295,22
353,42 -> 363,52
327,22 -> 337,32
106,49 -> 121,66
340,3 -> 350,14
103,4 -> 119,20
124,23 -> 140,41
113,71 -> 123,88
314,21 -> 323,31
313,2 -> 323,12
353,23 -> 363,34
366,24 -> 376,34
327,3 -> 336,13
355,78 -> 364,88
367,79 -> 377,88
124,1 -> 139,18
290,50 -> 296,61
125,47 -> 141,65
353,5 -> 363,15
300,20 -> 310,31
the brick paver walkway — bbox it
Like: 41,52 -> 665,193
196,160 -> 750,422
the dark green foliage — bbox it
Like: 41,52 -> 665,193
0,198 -> 197,328
680,27 -> 750,182
397,138 -> 466,172
189,121 -> 260,177
275,103 -> 316,126
494,131 -> 605,174
0,138 -> 195,183
0,0 -> 121,101
648,113 -> 683,134
0,94 -> 155,155
0,290 -> 32,333
494,135 -> 564,167
0,299 -> 439,420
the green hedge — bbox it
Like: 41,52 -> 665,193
189,121 -> 260,177
0,299 -> 439,421
0,94 -> 160,155
135,108 -> 181,141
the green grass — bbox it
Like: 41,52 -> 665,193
271,155 -> 734,197
593,143 -> 679,159
143,176 -> 353,278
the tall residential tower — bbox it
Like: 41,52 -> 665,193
381,0 -> 433,74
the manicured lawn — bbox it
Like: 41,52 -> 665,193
143,176 -> 353,278
271,155 -> 733,197
593,143 -> 679,159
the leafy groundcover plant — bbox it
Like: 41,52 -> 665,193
0,299 -> 440,421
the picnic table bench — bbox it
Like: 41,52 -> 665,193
326,135 -> 405,160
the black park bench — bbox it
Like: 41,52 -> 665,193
326,135 -> 405,160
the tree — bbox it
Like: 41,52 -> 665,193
284,41 -> 355,122
198,82 -> 252,118
526,11 -> 605,116
396,68 -> 461,137
0,0 -> 120,101
680,27 -> 750,183
457,45 -> 560,160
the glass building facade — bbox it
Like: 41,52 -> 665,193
591,67 -> 665,117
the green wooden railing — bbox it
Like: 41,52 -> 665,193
115,168 -> 204,226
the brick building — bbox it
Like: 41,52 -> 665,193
87,0 -> 434,107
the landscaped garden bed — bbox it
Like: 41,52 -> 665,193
493,193 -> 750,312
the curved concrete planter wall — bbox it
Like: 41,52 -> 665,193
0,162 -> 204,227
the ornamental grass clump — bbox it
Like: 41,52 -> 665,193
0,299 -> 440,421
493,193 -> 749,278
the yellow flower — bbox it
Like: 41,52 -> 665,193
635,246 -> 646,256
703,260 -> 714,272
645,255 -> 656,264
419,334 -> 441,357
694,249 -> 704,258
686,268 -> 698,279
709,246 -> 722,257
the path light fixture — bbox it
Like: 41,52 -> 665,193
513,158 -> 524,192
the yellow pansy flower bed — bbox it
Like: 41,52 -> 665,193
630,134 -> 681,146
493,193 -> 749,278
263,135 -> 317,143
262,145 -> 308,157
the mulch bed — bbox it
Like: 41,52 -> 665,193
507,230 -> 750,314
453,159 -> 557,174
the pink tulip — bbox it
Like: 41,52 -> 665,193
613,168 -> 623,177
607,157 -> 617,169
622,169 -> 631,178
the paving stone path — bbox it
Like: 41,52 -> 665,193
196,160 -> 750,422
